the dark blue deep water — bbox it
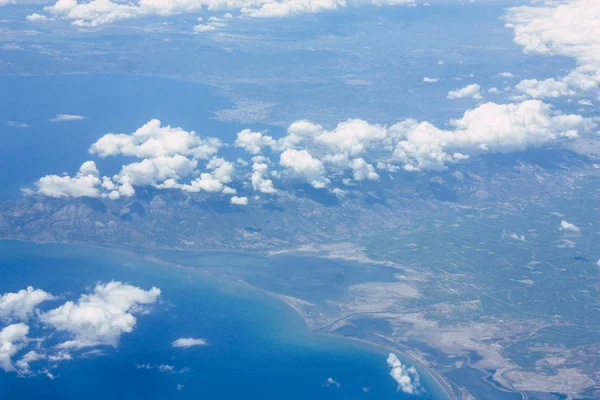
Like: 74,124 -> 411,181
0,240 -> 444,400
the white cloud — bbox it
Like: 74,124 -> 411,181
387,353 -> 421,395
15,350 -> 46,375
349,158 -> 379,181
33,161 -> 102,198
315,119 -> 387,157
230,196 -> 248,205
115,155 -> 198,188
514,66 -> 599,99
26,13 -> 49,21
172,337 -> 208,348
0,287 -> 54,322
506,1 -> 600,98
235,129 -> 277,154
29,97 -> 592,200
32,0 -> 415,27
90,119 -> 221,160
423,77 -> 438,83
391,100 -> 590,171
498,72 -> 516,78
324,377 -> 340,388
6,121 -> 29,128
41,281 -> 160,349
49,114 -> 86,122
0,323 -> 29,372
251,163 -> 278,194
447,83 -> 483,100
135,363 -> 185,373
280,149 -> 329,188
559,220 -> 580,232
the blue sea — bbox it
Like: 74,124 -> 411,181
0,240 -> 445,399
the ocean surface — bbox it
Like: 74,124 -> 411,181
0,240 -> 444,399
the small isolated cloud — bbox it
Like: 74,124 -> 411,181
387,353 -> 421,395
423,77 -> 438,83
172,338 -> 208,348
559,220 -> 580,232
0,287 -> 55,322
498,72 -> 516,78
49,114 -> 86,122
6,121 -> 29,128
323,377 -> 340,388
508,232 -> 525,241
447,83 -> 482,100
26,13 -> 49,21
230,196 -> 248,205
135,363 -> 187,373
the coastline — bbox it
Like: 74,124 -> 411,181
236,279 -> 461,400
1,238 -> 460,400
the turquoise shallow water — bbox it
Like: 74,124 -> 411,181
0,240 -> 444,399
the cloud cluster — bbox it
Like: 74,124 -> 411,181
41,281 -> 161,349
29,0 -> 415,28
506,1 -> 600,99
387,353 -> 421,395
0,283 -> 161,376
31,120 -> 244,201
29,97 -> 592,200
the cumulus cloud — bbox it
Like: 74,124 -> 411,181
235,129 -> 277,154
41,281 -> 161,349
280,149 -> 329,188
49,114 -> 86,122
447,83 -> 483,100
349,158 -> 379,181
506,1 -> 600,99
0,287 -> 55,322
172,338 -> 208,348
387,353 -> 421,395
391,100 -> 590,171
251,162 -> 278,194
90,119 -> 221,160
559,220 -> 580,232
33,161 -> 102,198
230,196 -> 248,205
30,96 -> 592,200
0,323 -> 29,372
423,77 -> 438,83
